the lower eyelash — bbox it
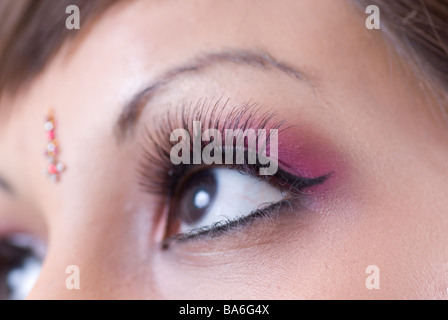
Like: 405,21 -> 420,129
161,170 -> 331,248
161,198 -> 298,249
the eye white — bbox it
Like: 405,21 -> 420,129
180,168 -> 283,234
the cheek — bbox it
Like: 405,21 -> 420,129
151,242 -> 296,298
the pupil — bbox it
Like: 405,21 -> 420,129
178,170 -> 217,225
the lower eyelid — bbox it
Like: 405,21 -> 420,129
161,200 -> 321,257
162,196 -> 303,249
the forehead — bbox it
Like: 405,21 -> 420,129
89,0 -> 364,71
0,0 -> 386,147
0,0 -> 376,108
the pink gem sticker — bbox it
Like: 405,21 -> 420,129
44,109 -> 65,182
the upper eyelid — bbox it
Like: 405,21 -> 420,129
136,99 -> 332,196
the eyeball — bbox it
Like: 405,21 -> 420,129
172,168 -> 283,235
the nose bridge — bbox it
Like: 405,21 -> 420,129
26,229 -> 104,299
24,172 -> 160,299
26,214 -> 160,300
26,224 -> 132,299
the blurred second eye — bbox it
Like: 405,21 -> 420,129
0,234 -> 45,300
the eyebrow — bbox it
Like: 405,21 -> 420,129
115,49 -> 307,140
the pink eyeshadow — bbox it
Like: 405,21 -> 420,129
276,127 -> 346,184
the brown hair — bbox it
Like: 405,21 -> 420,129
0,0 -> 447,99
0,0 -> 120,97
354,0 -> 448,101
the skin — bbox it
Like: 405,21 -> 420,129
0,0 -> 448,299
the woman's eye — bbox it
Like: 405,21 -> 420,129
0,234 -> 45,300
169,168 -> 284,237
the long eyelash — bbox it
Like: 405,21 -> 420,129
136,98 -> 287,197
